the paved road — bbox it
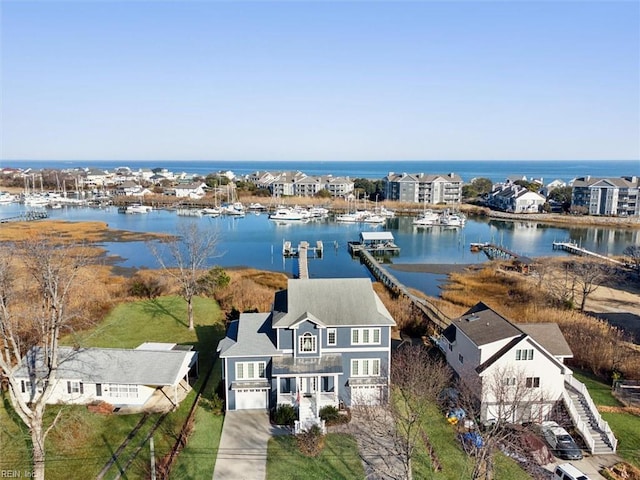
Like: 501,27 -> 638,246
212,410 -> 287,480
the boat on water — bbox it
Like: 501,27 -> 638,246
412,209 -> 440,227
200,207 -> 222,217
362,213 -> 386,224
222,202 -> 246,216
0,192 -> 18,204
438,211 -> 466,227
248,202 -> 267,211
122,204 -> 152,214
269,207 -> 306,221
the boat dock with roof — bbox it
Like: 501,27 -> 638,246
348,231 -> 400,256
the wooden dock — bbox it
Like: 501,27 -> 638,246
552,241 -> 624,266
282,240 -> 324,279
358,249 -> 450,333
0,210 -> 49,223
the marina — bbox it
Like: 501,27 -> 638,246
0,202 -> 637,299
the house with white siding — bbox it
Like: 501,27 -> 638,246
13,343 -> 198,411
441,302 -> 617,454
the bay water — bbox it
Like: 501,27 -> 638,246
1,203 -> 637,297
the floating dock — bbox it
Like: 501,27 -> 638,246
282,240 -> 323,258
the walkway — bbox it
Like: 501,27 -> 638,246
213,411 -> 287,480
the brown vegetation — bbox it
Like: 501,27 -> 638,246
435,262 -> 640,380
213,268 -> 289,317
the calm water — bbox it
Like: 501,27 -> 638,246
3,159 -> 638,183
1,204 -> 637,297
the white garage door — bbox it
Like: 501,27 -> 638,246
235,388 -> 268,410
351,385 -> 384,406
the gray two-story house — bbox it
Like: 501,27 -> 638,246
217,278 -> 396,430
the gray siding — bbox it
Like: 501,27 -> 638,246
225,356 -> 272,410
278,328 -> 293,350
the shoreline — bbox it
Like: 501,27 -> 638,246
388,263 -> 476,275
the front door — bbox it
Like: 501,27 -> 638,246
302,377 -> 317,397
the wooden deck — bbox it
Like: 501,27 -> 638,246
0,210 -> 49,223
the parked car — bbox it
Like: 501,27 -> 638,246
552,462 -> 591,480
540,421 -> 583,460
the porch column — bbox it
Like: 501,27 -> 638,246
334,374 -> 339,405
316,375 -> 321,417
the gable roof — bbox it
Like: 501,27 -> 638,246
448,302 -> 522,346
217,313 -> 278,358
15,346 -> 196,386
272,278 -> 395,328
515,323 -> 573,358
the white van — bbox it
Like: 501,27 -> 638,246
553,463 -> 591,480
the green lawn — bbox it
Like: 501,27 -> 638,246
267,433 -> 365,480
0,295 -> 226,480
574,371 -> 640,468
414,403 -> 530,480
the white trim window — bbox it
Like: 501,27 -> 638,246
107,384 -> 139,398
516,349 -> 534,361
236,361 -> 267,380
299,332 -> 317,353
327,328 -> 337,346
351,328 -> 381,345
351,358 -> 381,377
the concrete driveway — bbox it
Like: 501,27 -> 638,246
213,410 -> 287,480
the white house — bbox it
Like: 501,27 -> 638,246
441,302 -> 573,423
13,343 -> 198,411
173,182 -> 207,199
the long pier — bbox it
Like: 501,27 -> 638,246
358,250 -> 450,333
475,243 -> 525,261
0,210 -> 49,223
552,241 -> 624,266
282,240 -> 323,279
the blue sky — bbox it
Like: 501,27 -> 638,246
1,1 -> 639,161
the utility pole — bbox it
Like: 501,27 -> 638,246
150,436 -> 156,480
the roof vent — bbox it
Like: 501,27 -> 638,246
467,314 -> 480,322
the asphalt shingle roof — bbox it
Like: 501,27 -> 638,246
217,313 -> 278,358
272,279 -> 395,328
15,346 -> 196,386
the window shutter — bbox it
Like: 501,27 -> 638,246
96,384 -> 102,396
67,381 -> 71,394
80,382 -> 84,394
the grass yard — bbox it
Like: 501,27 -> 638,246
574,371 -> 640,468
267,433 -> 365,480
0,295 -> 226,480
414,403 -> 530,480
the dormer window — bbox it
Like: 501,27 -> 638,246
299,332 -> 317,353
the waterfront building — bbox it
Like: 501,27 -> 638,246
487,184 -> 547,213
571,176 -> 639,216
382,172 -> 463,204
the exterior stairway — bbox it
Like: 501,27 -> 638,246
563,377 -> 617,455
294,397 -> 326,434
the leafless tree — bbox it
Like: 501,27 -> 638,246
456,367 -> 554,480
623,245 -> 640,278
148,223 -> 221,330
568,260 -> 609,311
353,345 -> 451,480
0,237 -> 92,480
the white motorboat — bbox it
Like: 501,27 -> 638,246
223,202 -> 246,216
412,209 -> 440,227
124,204 -> 152,214
0,192 -> 18,204
200,207 -> 222,217
269,207 -> 306,221
362,214 -> 386,224
438,212 -> 466,227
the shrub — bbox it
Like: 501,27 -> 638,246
319,405 -> 350,426
200,393 -> 224,415
296,424 -> 325,457
272,404 -> 297,426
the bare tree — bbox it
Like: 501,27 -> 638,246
456,367 -> 553,480
0,238 -> 92,480
353,345 -> 451,480
148,223 -> 221,330
569,260 -> 609,311
623,245 -> 640,277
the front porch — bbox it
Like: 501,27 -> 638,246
272,354 -> 343,433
